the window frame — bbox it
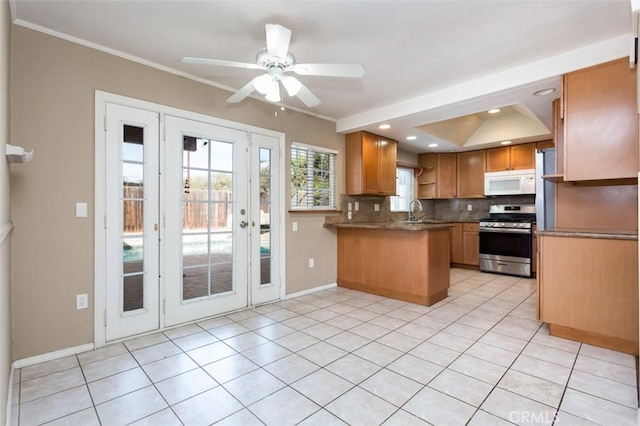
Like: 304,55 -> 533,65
391,165 -> 416,212
290,142 -> 338,211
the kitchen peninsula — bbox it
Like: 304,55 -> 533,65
325,222 -> 451,305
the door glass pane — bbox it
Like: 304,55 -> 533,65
183,169 -> 208,201
259,148 -> 272,285
122,124 -> 145,312
182,136 -> 234,301
211,141 -> 233,172
123,275 -> 144,311
183,266 -> 209,300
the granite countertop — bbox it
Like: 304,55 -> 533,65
536,228 -> 638,241
323,221 -> 454,231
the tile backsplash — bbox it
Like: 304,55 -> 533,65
325,194 -> 535,224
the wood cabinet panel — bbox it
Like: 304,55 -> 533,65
449,223 -> 463,264
486,147 -> 510,172
450,222 -> 478,266
457,150 -> 486,198
418,153 -> 456,199
462,223 -> 479,266
361,132 -> 380,193
563,58 -> 639,181
338,228 -> 450,306
346,131 -> 398,195
379,138 -> 398,195
486,143 -> 535,172
437,154 -> 457,198
552,98 -> 564,176
536,140 -> 554,151
555,183 -> 638,231
538,235 -> 638,354
510,143 -> 536,170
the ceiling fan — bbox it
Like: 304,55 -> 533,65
180,23 -> 365,107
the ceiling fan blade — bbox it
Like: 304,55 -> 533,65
226,78 -> 259,103
180,57 -> 262,70
281,75 -> 302,97
293,63 -> 365,78
265,23 -> 291,60
295,82 -> 321,108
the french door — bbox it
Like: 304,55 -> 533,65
101,101 -> 281,342
104,104 -> 160,341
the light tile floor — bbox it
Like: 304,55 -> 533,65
10,269 -> 639,425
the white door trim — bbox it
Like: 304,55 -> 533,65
94,90 -> 286,348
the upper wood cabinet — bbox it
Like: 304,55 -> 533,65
486,143 -> 536,172
536,140 -> 554,151
457,150 -> 486,198
563,58 -> 639,181
552,98 -> 564,175
346,131 -> 398,195
417,153 -> 456,199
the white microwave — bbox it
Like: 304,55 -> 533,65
484,169 -> 536,196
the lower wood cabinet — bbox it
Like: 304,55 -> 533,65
462,223 -> 479,266
450,222 -> 479,267
449,224 -> 463,264
538,234 -> 638,354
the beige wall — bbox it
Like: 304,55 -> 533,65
1,1 -> 11,421
10,26 -> 343,359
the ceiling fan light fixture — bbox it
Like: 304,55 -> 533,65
281,76 -> 302,96
265,80 -> 281,102
253,74 -> 273,95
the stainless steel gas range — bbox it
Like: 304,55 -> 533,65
478,204 -> 535,278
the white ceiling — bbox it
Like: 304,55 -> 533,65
10,0 -> 633,153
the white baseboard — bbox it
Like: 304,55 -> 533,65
285,282 -> 337,300
12,343 -> 94,370
5,364 -> 14,426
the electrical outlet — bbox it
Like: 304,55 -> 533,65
309,258 -> 315,268
374,203 -> 380,212
354,202 -> 360,211
76,294 -> 88,310
467,204 -> 473,211
348,211 -> 353,220
348,202 -> 353,211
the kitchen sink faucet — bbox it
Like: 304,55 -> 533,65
408,199 -> 423,222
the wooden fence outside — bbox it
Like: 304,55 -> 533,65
123,187 -> 233,233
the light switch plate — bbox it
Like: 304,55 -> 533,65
76,202 -> 88,218
374,204 -> 380,212
292,222 -> 298,232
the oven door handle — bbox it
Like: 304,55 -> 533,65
479,227 -> 531,234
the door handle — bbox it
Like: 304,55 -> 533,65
239,221 -> 248,228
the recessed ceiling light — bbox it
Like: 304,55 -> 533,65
534,88 -> 556,96
406,136 -> 417,141
488,108 -> 501,114
500,140 -> 512,145
428,143 -> 438,148
379,124 -> 391,130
